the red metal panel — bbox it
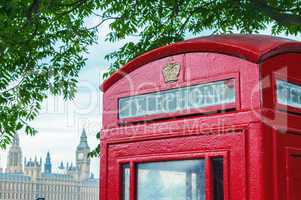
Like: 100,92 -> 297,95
247,123 -> 274,200
102,53 -> 260,129
101,110 -> 259,141
185,53 -> 259,111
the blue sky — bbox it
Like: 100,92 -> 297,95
0,16 -> 301,176
0,16 -> 142,176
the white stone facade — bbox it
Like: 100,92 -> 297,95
0,175 -> 99,200
0,130 -> 99,200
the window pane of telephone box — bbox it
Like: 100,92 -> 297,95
123,164 -> 130,200
137,160 -> 205,200
212,158 -> 224,200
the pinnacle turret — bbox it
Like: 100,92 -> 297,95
44,151 -> 52,174
77,129 -> 90,150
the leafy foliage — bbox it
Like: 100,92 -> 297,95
98,0 -> 301,79
88,131 -> 100,158
0,0 -> 98,148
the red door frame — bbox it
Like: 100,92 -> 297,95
105,129 -> 247,200
118,151 -> 229,200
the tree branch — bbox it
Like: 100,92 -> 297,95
177,14 -> 193,36
87,17 -> 121,30
252,0 -> 301,26
0,76 -> 27,94
56,0 -> 87,17
27,0 -> 42,24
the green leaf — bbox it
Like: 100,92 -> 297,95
0,0 -> 97,148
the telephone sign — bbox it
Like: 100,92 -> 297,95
119,79 -> 235,119
277,79 -> 301,109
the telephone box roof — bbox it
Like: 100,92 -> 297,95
101,34 -> 301,92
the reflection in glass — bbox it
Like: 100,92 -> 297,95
123,164 -> 130,200
137,160 -> 205,200
212,158 -> 224,200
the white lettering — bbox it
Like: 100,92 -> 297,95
119,79 -> 236,119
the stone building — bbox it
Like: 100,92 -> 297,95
5,134 -> 23,174
0,129 -> 99,200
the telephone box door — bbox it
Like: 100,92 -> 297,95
106,131 -> 247,200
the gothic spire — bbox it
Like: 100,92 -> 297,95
58,161 -> 65,170
44,151 -> 52,174
81,128 -> 87,141
77,129 -> 90,150
46,152 -> 51,161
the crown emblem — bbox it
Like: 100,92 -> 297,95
162,59 -> 180,83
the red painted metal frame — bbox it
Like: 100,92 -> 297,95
117,151 -> 229,200
205,158 -> 212,200
129,162 -> 136,200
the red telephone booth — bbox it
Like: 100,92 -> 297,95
100,35 -> 301,200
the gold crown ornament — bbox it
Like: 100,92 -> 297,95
162,58 -> 181,83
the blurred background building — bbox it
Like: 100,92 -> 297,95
0,129 -> 99,200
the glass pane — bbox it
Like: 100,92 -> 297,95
123,164 -> 130,200
119,79 -> 236,119
137,160 -> 205,200
212,158 -> 224,200
276,80 -> 301,109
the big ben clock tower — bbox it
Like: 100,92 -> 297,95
76,129 -> 91,181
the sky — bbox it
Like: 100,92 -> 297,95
0,16 -> 301,177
